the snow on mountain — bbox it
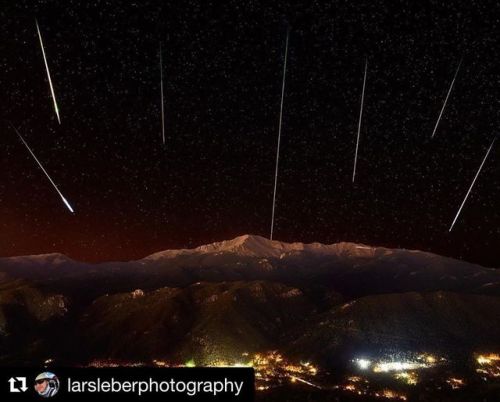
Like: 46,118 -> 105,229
144,234 -> 385,260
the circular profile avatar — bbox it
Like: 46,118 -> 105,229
34,372 -> 60,398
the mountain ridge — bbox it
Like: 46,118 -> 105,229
0,235 -> 499,371
0,235 -> 495,270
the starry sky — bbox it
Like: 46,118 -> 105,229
1,1 -> 499,266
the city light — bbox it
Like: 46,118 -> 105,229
356,358 -> 372,370
475,353 -> 500,379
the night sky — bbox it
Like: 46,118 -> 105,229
1,1 -> 498,266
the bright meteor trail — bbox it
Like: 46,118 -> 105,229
270,28 -> 289,241
431,58 -> 462,139
352,58 -> 367,183
11,125 -> 74,213
160,42 -> 165,145
449,137 -> 496,232
36,19 -> 61,125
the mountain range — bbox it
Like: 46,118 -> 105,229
0,235 -> 498,366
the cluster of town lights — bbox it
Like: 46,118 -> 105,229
86,349 -> 499,396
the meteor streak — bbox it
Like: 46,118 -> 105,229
270,28 -> 289,241
353,58 -> 367,183
431,58 -> 462,139
449,137 -> 496,232
36,19 -> 61,124
11,125 -> 74,213
160,42 -> 165,145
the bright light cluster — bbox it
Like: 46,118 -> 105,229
151,351 -> 320,391
351,352 -> 445,390
476,353 -> 500,365
355,358 -> 372,370
475,353 -> 500,379
374,389 -> 407,400
87,349 -> 498,396
341,376 -> 407,400
249,351 -> 320,390
446,377 -> 465,389
373,361 -> 426,373
355,352 -> 439,374
339,376 -> 370,396
394,371 -> 418,385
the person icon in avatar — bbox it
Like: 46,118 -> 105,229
34,372 -> 60,398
